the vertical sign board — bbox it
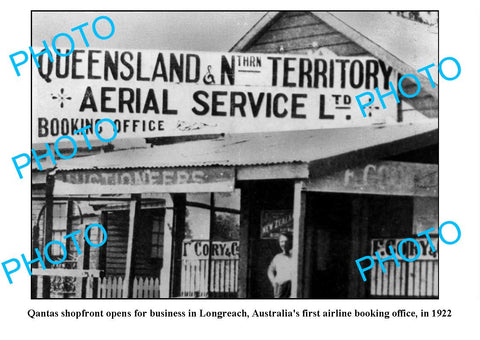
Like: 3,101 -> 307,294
33,49 -> 399,143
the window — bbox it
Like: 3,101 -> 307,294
151,214 -> 165,259
50,202 -> 68,257
180,191 -> 240,297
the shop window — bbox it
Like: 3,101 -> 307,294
185,207 -> 210,240
50,202 -> 68,257
180,191 -> 240,298
185,193 -> 211,240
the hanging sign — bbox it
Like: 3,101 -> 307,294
53,167 -> 235,195
33,49 -> 399,142
306,161 -> 438,197
182,240 -> 239,260
260,210 -> 293,239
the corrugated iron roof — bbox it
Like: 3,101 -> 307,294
54,121 -> 438,171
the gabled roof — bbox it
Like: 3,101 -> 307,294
328,12 -> 438,81
230,11 -> 438,100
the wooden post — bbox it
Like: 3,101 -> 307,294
42,174 -> 55,298
98,212 -> 108,273
346,197 -> 370,298
291,180 -> 306,298
207,193 -> 215,297
348,198 -> 361,298
89,211 -> 108,298
358,198 -> 369,298
82,223 -> 92,299
160,197 -> 174,298
169,194 -> 186,298
238,184 -> 250,298
63,200 -> 77,296
303,201 -> 313,299
65,200 -> 74,252
123,194 -> 140,298
31,202 -> 41,298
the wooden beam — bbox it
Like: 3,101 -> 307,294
348,198 -> 366,298
207,193 -> 215,297
237,163 -> 309,181
238,183 -> 250,298
31,196 -> 164,202
123,195 -> 140,298
291,180 -> 306,298
98,212 -> 108,276
169,194 -> 186,297
130,196 -> 142,297
31,200 -> 41,298
145,134 -> 223,146
32,268 -> 102,277
185,201 -> 239,215
303,203 -> 314,298
160,195 -> 175,298
42,175 -> 55,298
82,220 -> 91,298
65,200 -> 74,257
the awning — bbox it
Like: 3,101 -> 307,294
56,120 -> 438,171
50,120 -> 438,195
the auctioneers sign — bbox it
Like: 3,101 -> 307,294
33,49 -> 398,142
53,167 -> 235,195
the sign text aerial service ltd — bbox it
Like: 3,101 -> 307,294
33,49 -> 401,142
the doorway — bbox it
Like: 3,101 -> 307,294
306,193 -> 353,298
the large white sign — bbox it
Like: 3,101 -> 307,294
33,49 -> 398,142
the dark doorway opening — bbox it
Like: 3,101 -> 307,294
306,193 -> 353,298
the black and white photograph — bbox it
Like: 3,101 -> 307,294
30,10 -> 439,299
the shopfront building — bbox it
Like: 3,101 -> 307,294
31,11 -> 438,299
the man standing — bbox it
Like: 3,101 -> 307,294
267,233 -> 293,298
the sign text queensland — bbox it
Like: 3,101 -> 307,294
33,49 -> 399,142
